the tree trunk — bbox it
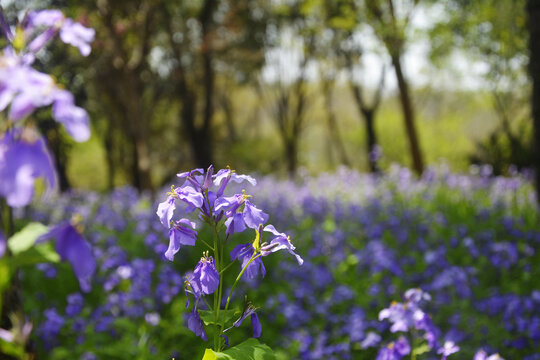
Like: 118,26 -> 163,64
362,109 -> 379,173
529,0 -> 540,206
221,93 -> 237,142
126,80 -> 153,191
285,137 -> 298,178
322,78 -> 350,166
104,128 -> 115,190
391,54 -> 424,175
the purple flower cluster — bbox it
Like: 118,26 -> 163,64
0,9 -> 93,208
18,167 -> 540,358
156,165 -> 303,342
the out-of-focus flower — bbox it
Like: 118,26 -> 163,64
59,18 -> 95,56
25,10 -> 94,56
0,230 -> 5,258
376,337 -> 410,360
39,218 -> 96,292
474,350 -> 505,360
360,332 -> 381,349
145,312 -> 160,326
0,129 -> 56,207
437,341 -> 460,359
51,90 -> 90,142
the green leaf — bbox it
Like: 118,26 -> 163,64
199,309 -> 241,327
412,343 -> 431,356
202,339 -> 275,360
10,242 -> 60,268
8,222 -> 49,255
0,337 -> 25,358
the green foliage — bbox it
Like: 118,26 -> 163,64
7,223 -> 59,269
202,339 -> 275,360
199,309 -> 242,326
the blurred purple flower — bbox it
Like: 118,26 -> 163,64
437,341 -> 460,359
376,337 -> 410,360
39,220 -> 96,292
0,130 -> 56,207
0,230 -> 5,258
52,90 -> 90,141
59,19 -> 95,56
360,332 -> 381,348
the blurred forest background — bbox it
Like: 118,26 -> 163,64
2,0 -> 532,191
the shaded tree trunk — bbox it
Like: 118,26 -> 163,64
347,58 -> 385,173
529,0 -> 540,206
285,137 -> 298,177
362,108 -> 379,173
104,128 -> 115,190
220,92 -> 237,142
391,54 -> 424,175
38,120 -> 71,191
322,78 -> 350,166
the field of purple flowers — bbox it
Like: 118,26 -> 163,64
18,165 -> 540,359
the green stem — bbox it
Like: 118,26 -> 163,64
223,253 -> 262,313
218,253 -> 262,351
199,237 -> 214,251
219,261 -> 235,275
213,230 -> 220,351
410,329 -> 416,360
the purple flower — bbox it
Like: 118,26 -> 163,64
0,11 -> 13,42
176,186 -> 205,209
52,90 -> 90,141
192,255 -> 219,295
0,230 -> 5,258
360,332 -> 381,348
404,288 -> 431,305
65,293 -> 84,317
0,130 -> 56,207
376,337 -> 410,360
187,309 -> 208,341
25,10 -> 94,56
230,243 -> 266,279
26,10 -> 65,28
145,313 -> 160,326
474,350 -> 504,360
156,195 -> 176,227
59,19 -> 95,56
214,194 -> 244,216
0,65 -> 91,141
213,168 -> 257,197
379,302 -> 412,333
224,212 -> 246,236
3,67 -> 56,121
243,200 -> 268,229
184,272 -> 202,309
39,220 -> 96,292
261,225 -> 303,265
233,305 -> 262,338
437,341 -> 460,359
165,219 -> 197,261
